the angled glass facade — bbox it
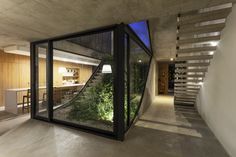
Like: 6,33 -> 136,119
129,21 -> 151,50
31,24 -> 152,140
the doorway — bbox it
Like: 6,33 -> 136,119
157,62 -> 175,95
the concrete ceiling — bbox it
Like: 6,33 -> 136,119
0,0 -> 235,48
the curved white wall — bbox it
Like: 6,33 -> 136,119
196,4 -> 236,157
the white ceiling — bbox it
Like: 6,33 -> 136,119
0,0 -> 235,48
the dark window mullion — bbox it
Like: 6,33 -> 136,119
47,41 -> 53,121
113,24 -> 125,141
127,35 -> 130,127
30,43 -> 36,118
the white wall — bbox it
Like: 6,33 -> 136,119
196,4 -> 236,157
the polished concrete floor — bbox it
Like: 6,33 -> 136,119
0,96 -> 229,157
0,110 -> 29,136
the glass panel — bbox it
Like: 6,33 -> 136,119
35,43 -> 48,118
129,38 -> 150,123
129,21 -> 151,49
53,31 -> 114,131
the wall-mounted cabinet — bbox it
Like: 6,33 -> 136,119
62,68 -> 80,84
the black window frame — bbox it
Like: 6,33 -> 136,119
30,23 -> 152,141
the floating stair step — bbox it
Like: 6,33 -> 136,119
175,93 -> 197,96
174,92 -> 199,96
175,97 -> 196,101
94,75 -> 102,79
175,104 -> 195,108
175,99 -> 196,103
175,68 -> 207,73
174,79 -> 203,83
175,100 -> 195,104
175,94 -> 196,98
175,86 -> 200,90
175,74 -> 205,78
175,83 -> 201,87
91,79 -> 100,83
174,107 -> 197,112
84,86 -> 93,90
174,90 -> 199,93
174,87 -> 200,91
177,46 -> 217,54
175,62 -> 210,67
177,35 -> 220,45
175,100 -> 196,104
180,3 -> 232,17
174,104 -> 196,109
89,82 -> 97,86
178,7 -> 232,25
176,55 -> 213,61
174,96 -> 196,102
175,88 -> 200,92
174,83 -> 200,89
175,91 -> 198,95
178,23 -> 225,37
175,95 -> 196,99
175,100 -> 195,105
175,105 -> 196,111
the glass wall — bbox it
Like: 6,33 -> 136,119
129,38 -> 150,123
129,21 -> 151,50
124,29 -> 151,130
52,31 -> 114,132
31,24 -> 152,139
35,43 -> 48,118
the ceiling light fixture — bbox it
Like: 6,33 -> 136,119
102,64 -> 112,73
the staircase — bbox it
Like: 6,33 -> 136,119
56,61 -> 104,109
174,3 -> 233,106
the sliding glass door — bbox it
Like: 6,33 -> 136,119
52,30 -> 114,132
34,42 -> 49,119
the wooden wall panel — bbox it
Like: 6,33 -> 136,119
158,63 -> 169,95
0,50 -> 93,107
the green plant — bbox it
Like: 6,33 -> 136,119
68,73 -> 113,123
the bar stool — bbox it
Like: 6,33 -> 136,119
22,89 -> 30,112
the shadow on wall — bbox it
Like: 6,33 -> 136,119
139,58 -> 156,116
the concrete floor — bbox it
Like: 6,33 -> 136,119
0,110 -> 29,136
0,96 -> 229,157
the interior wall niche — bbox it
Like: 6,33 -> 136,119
157,61 -> 175,95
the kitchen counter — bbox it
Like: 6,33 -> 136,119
5,84 -> 84,114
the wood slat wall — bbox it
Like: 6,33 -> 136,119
0,50 -> 93,107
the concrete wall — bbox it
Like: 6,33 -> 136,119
196,4 -> 236,157
139,15 -> 177,115
139,58 -> 156,115
149,15 -> 177,60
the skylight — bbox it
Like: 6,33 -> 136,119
129,21 -> 151,49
